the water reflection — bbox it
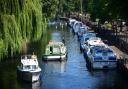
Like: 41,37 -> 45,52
51,32 -> 62,42
18,81 -> 40,89
41,61 -> 66,74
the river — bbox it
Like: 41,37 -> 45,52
0,22 -> 128,89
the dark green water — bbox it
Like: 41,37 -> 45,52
0,22 -> 128,89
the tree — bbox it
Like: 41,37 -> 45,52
42,0 -> 59,18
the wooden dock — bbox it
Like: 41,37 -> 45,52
109,46 -> 124,60
104,33 -> 128,79
93,23 -> 128,77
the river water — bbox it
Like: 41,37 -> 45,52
0,22 -> 128,89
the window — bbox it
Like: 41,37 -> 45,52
95,50 -> 102,56
90,49 -> 93,54
24,65 -> 31,70
107,51 -> 114,56
32,65 -> 37,70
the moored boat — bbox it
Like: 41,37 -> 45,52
73,21 -> 83,34
42,41 -> 67,61
68,18 -> 76,28
77,26 -> 88,41
80,32 -> 96,51
17,54 -> 41,82
83,37 -> 105,58
86,46 -> 117,69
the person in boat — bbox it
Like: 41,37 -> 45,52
62,36 -> 65,43
32,52 -> 37,59
50,46 -> 53,54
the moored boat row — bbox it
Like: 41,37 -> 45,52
68,18 -> 117,70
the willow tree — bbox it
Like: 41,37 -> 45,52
0,0 -> 46,60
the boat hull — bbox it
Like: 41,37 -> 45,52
87,60 -> 117,69
42,54 -> 66,61
92,61 -> 117,69
17,68 -> 41,82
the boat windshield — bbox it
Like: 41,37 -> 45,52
23,65 -> 37,70
32,65 -> 37,70
95,49 -> 114,57
53,47 -> 61,54
89,37 -> 101,41
95,50 -> 102,56
22,55 -> 32,59
105,50 -> 114,56
24,65 -> 31,70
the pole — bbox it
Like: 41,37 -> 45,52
80,0 -> 83,21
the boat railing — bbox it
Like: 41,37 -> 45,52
21,55 -> 37,60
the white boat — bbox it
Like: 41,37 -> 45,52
42,41 -> 67,61
86,46 -> 117,69
83,37 -> 104,51
68,18 -> 76,28
77,26 -> 88,41
80,32 -> 96,51
73,21 -> 83,33
83,37 -> 106,58
17,55 -> 41,82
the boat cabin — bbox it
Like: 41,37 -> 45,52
20,55 -> 39,71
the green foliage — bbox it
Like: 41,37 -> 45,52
87,0 -> 128,21
107,0 -> 128,19
42,0 -> 59,18
64,0 -> 81,13
0,0 -> 46,59
86,0 -> 110,22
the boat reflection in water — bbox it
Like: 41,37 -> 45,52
19,81 -> 40,89
42,61 -> 66,74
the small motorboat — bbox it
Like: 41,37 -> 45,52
80,32 -> 96,51
86,46 -> 117,69
42,41 -> 67,61
72,21 -> 83,34
83,37 -> 105,58
77,26 -> 88,41
17,54 -> 41,82
68,18 -> 76,28
83,37 -> 103,51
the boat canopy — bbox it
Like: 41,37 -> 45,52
21,55 -> 38,66
48,41 -> 64,46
